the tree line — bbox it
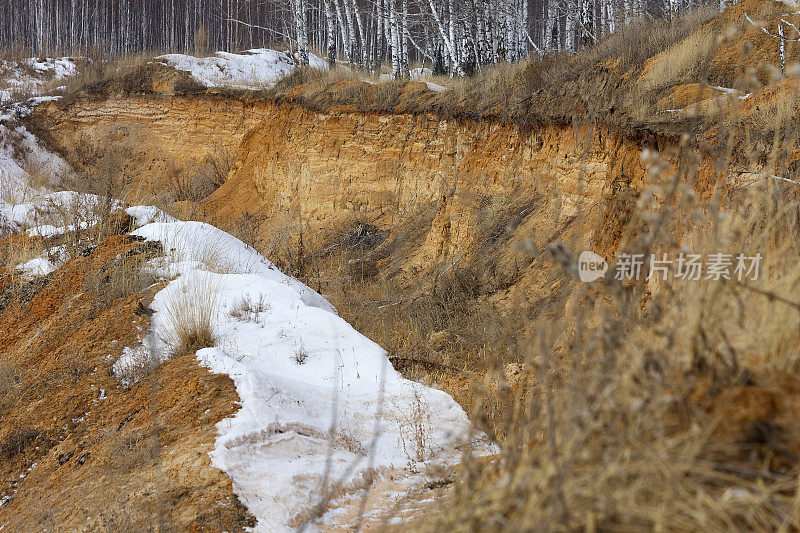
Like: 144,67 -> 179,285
0,0 -> 734,77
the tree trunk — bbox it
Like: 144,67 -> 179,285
293,0 -> 310,65
325,0 -> 336,67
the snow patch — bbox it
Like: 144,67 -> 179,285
129,220 -> 495,531
16,255 -> 57,277
0,57 -> 78,104
157,48 -> 327,89
425,81 -> 448,93
410,67 -> 434,80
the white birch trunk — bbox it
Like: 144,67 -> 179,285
375,0 -> 385,70
333,0 -> 348,60
401,0 -> 410,76
389,0 -> 402,78
325,0 -> 336,67
349,0 -> 367,66
427,0 -> 464,75
546,0 -> 559,52
293,0 -> 310,65
342,0 -> 356,63
565,0 -> 576,52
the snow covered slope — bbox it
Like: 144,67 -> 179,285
1,57 -> 79,210
0,57 -> 78,104
157,48 -> 327,89
1,99 -> 75,234
122,219 -> 494,531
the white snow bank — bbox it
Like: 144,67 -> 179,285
157,48 -> 327,89
16,254 -> 57,277
128,220 -> 494,531
0,120 -> 71,199
1,95 -> 75,234
0,57 -> 78,104
425,81 -> 448,93
133,221 -> 333,313
125,205 -> 178,227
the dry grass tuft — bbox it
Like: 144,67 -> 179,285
229,293 -> 269,322
83,255 -> 157,319
1,235 -> 45,274
159,274 -> 219,358
0,359 -> 21,403
108,429 -> 155,472
0,428 -> 41,459
637,25 -> 716,91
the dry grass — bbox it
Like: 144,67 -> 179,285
1,235 -> 45,273
0,360 -> 21,403
62,53 -> 151,95
83,250 -> 158,319
159,273 -> 219,358
744,78 -> 800,133
255,7 -> 718,130
0,428 -> 41,459
169,149 -> 234,203
637,25 -> 717,91
59,351 -> 92,384
401,138 -> 800,531
228,294 -> 269,323
108,429 -> 155,472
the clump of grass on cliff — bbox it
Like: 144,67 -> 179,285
159,274 -> 219,359
59,52 -> 204,103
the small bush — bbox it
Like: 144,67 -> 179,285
229,294 -> 270,322
109,429 -> 154,472
294,347 -> 308,365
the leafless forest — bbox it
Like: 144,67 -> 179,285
2,0 -> 730,76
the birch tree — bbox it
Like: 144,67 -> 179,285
324,0 -> 336,67
292,0 -> 310,65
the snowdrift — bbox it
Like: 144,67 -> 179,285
157,48 -> 327,89
0,57 -> 78,104
122,219 -> 494,530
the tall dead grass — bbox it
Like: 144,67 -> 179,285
404,83 -> 800,531
158,274 -> 219,358
62,52 -> 152,95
